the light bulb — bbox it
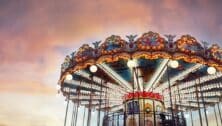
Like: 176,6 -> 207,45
169,60 -> 179,68
65,74 -> 73,80
207,66 -> 216,74
89,65 -> 98,73
127,59 -> 136,68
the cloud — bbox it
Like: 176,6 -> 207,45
0,93 -> 65,126
1,0 -> 222,95
0,79 -> 55,95
0,0 -> 222,125
1,0 -> 222,64
0,0 -> 154,94
0,0 -> 222,100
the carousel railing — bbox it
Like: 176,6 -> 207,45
102,111 -> 186,126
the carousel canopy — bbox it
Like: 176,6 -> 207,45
58,31 -> 222,112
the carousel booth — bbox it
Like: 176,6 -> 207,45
124,91 -> 164,126
102,91 -> 185,126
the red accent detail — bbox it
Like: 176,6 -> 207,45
95,50 -> 98,54
123,91 -> 163,101
129,43 -> 134,48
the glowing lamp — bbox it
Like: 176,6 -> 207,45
127,60 -> 136,68
207,66 -> 216,74
169,60 -> 179,68
90,65 -> 98,73
65,74 -> 73,80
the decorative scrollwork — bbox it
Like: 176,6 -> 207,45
70,51 -> 76,59
75,44 -> 93,62
125,35 -> 137,52
61,55 -> 71,72
165,34 -> 177,52
59,32 -> 222,82
92,41 -> 102,57
176,35 -> 204,54
126,35 -> 137,43
92,41 -> 101,49
136,31 -> 165,51
209,44 -> 222,62
100,35 -> 126,55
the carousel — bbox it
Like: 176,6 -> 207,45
57,31 -> 222,126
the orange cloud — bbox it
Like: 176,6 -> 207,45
0,1 -> 222,126
0,79 -> 55,95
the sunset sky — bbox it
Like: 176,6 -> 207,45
1,0 -> 222,125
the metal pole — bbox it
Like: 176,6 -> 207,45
199,77 -> 208,126
87,99 -> 92,126
195,77 -> 203,126
117,114 -> 119,126
107,97 -> 110,116
217,103 -> 222,125
143,80 -> 145,126
105,87 -> 107,115
112,113 -> 114,126
71,103 -> 76,126
217,73 -> 222,125
87,76 -> 93,126
97,79 -> 103,126
214,105 -> 219,126
124,102 -> 126,126
83,107 -> 86,126
73,104 -> 78,126
132,67 -> 135,126
74,86 -> 81,126
153,100 -> 156,126
74,105 -> 79,126
105,86 -> 109,126
190,109 -> 194,126
64,93 -> 70,126
166,65 -> 175,126
177,83 -> 186,125
106,86 -> 110,125
189,102 -> 194,126
135,67 -> 141,126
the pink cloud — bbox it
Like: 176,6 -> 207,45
0,1 -> 222,126
0,79 -> 55,94
0,0 -> 222,95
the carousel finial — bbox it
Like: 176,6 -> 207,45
126,35 -> 137,43
70,51 -> 76,58
164,34 -> 176,42
92,41 -> 101,49
201,41 -> 209,49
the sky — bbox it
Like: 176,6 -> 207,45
0,0 -> 222,126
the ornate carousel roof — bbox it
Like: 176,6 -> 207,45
58,31 -> 222,112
